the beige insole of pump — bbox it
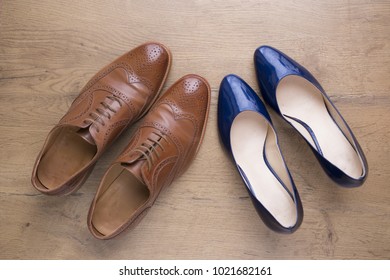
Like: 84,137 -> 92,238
277,75 -> 362,179
92,165 -> 149,236
37,129 -> 96,189
231,111 -> 297,228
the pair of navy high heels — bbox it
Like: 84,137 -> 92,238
218,46 -> 368,233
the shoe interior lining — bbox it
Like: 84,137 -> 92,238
91,163 -> 149,236
231,111 -> 297,228
37,128 -> 97,190
276,75 -> 363,179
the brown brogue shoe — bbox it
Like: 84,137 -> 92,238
31,42 -> 171,195
87,74 -> 211,239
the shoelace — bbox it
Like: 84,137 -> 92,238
134,131 -> 168,171
83,95 -> 122,132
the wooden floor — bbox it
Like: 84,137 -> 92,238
1,0 -> 389,260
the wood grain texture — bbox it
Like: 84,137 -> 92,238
1,0 -> 389,259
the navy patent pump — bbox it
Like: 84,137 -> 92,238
254,46 -> 368,187
218,74 -> 303,233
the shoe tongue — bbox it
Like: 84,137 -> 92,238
121,159 -> 146,185
76,127 -> 96,145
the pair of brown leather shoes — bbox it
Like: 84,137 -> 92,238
31,42 -> 211,239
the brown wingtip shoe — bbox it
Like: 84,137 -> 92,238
31,42 -> 171,196
88,74 -> 211,239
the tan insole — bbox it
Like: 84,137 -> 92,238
37,129 -> 96,189
277,76 -> 363,179
92,168 -> 149,236
231,111 -> 297,228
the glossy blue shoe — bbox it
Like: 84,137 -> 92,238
254,46 -> 368,187
218,74 -> 303,233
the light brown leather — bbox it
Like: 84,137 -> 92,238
87,74 -> 211,239
31,42 -> 171,195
